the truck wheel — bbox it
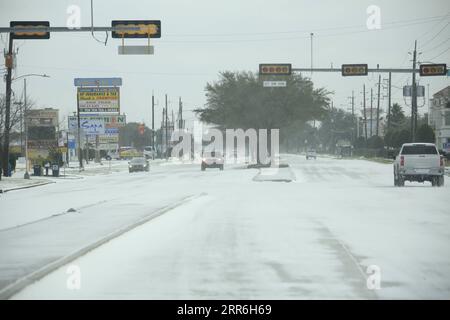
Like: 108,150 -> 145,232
438,176 -> 444,187
220,165 -> 224,171
394,176 -> 398,186
201,166 -> 205,171
398,176 -> 405,187
431,177 -> 438,187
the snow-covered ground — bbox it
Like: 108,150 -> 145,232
1,154 -> 449,299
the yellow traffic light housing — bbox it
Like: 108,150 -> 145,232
419,64 -> 447,76
259,64 -> 292,76
10,21 -> 50,39
111,20 -> 161,38
341,64 -> 368,76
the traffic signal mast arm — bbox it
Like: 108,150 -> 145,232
0,26 -> 142,34
291,67 -> 421,74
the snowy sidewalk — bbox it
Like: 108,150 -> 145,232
0,175 -> 54,194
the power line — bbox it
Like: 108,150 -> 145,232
427,45 -> 450,61
419,21 -> 450,49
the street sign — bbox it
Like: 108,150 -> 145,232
10,21 -> 50,39
341,64 -> 368,76
259,64 -> 292,76
111,20 -> 161,38
263,81 -> 287,87
419,64 -> 447,76
403,85 -> 425,97
74,78 -> 122,87
118,45 -> 154,55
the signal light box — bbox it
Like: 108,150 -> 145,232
341,64 -> 368,76
419,64 -> 447,77
10,21 -> 50,39
259,64 -> 292,76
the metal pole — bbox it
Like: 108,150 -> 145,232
351,90 -> 355,143
165,94 -> 168,159
370,88 -> 373,137
363,84 -> 368,143
376,74 -> 381,137
2,34 -> 13,177
23,78 -> 30,179
387,72 -> 392,131
151,92 -> 155,148
310,33 -> 314,74
76,88 -> 83,170
411,40 -> 418,142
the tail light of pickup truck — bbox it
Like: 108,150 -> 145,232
400,156 -> 405,166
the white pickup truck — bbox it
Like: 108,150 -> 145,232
393,143 -> 445,187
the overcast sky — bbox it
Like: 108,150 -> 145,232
1,0 -> 449,130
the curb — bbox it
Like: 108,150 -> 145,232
0,192 -> 206,300
0,181 -> 55,194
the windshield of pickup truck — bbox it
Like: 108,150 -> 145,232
401,145 -> 438,155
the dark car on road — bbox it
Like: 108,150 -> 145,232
128,157 -> 150,173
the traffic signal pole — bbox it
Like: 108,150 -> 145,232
411,40 -> 418,142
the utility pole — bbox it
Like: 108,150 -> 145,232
363,84 -> 368,143
23,78 -> 30,179
376,74 -> 381,137
411,40 -> 418,142
387,72 -> 392,132
351,90 -> 355,142
370,88 -> 373,137
310,33 -> 314,74
151,92 -> 155,148
165,94 -> 168,159
2,34 -> 14,177
178,97 -> 183,129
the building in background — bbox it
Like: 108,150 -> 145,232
428,86 -> 450,152
26,108 -> 60,162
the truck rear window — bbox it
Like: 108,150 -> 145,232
401,145 -> 438,155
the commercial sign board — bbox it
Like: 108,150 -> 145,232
68,115 -> 126,132
26,109 -> 59,127
77,87 -> 120,113
74,78 -> 122,87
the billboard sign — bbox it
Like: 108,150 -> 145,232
78,87 -> 120,113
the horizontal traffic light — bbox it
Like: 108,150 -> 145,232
419,64 -> 447,76
10,21 -> 50,39
259,64 -> 292,76
111,20 -> 161,38
341,64 -> 368,76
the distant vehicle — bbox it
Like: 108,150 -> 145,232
201,151 -> 224,171
119,147 -> 142,160
105,150 -> 120,161
143,146 -> 157,160
393,143 -> 445,187
306,149 -> 317,160
128,157 -> 149,173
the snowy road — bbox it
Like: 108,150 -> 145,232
1,155 -> 449,299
